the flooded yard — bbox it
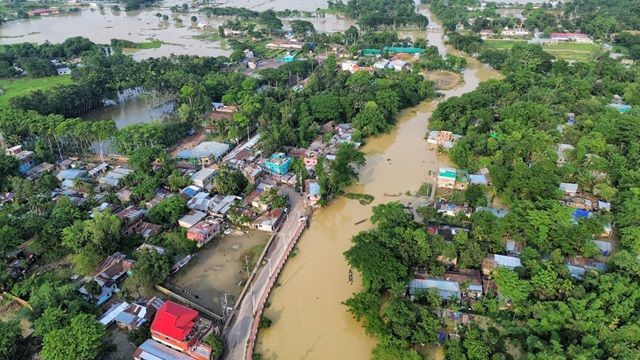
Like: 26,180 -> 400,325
168,229 -> 270,316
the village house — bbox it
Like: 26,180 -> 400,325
557,143 -> 575,165
142,301 -> 214,360
500,28 -> 531,37
327,43 -> 345,56
409,270 -> 484,302
592,239 -> 612,256
117,188 -> 133,203
137,243 -> 166,254
479,29 -> 495,39
176,141 -> 230,165
303,150 -> 320,167
124,221 -> 163,239
482,254 -> 522,276
146,192 -> 170,209
437,167 -> 457,189
178,210 -> 207,229
247,57 -> 262,69
341,60 -> 359,73
57,67 -> 71,75
117,206 -> 147,225
332,123 -> 361,147
187,219 -> 222,247
528,38 -> 559,46
210,195 -> 241,218
187,192 -> 212,213
559,182 -> 579,197
565,256 -> 605,278
305,179 -> 322,208
434,202 -> 473,217
80,252 -> 135,306
409,277 -> 461,300
181,185 -> 203,200
97,167 -> 135,187
115,297 -> 164,330
251,208 -> 285,232
5,145 -> 36,173
242,164 -> 263,185
265,39 -> 304,50
550,32 -> 593,43
191,168 -> 216,190
223,28 -> 246,36
427,130 -> 463,149
25,162 -> 55,181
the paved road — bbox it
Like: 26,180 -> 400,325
223,186 -> 306,360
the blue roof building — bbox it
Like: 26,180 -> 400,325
265,153 -> 291,175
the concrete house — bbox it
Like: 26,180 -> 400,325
5,145 -> 35,173
251,208 -> 285,232
187,219 -> 222,247
144,301 -> 213,360
178,210 -> 207,229
437,167 -> 457,188
191,168 -> 216,189
264,153 -> 291,175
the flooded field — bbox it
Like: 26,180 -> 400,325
0,9 -> 231,59
256,7 -> 503,360
81,90 -> 178,129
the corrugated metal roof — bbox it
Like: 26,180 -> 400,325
493,254 -> 522,269
409,279 -> 460,299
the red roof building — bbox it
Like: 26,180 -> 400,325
149,301 -> 213,360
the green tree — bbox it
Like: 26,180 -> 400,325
258,315 -> 272,329
148,195 -> 187,227
0,320 -> 25,360
33,307 -> 72,338
203,335 -> 224,358
130,248 -> 172,289
127,324 -> 150,346
309,93 -> 342,121
464,184 -> 487,207
41,314 -> 105,360
352,101 -> 391,137
168,170 -> 191,191
214,165 -> 249,196
84,280 -> 102,296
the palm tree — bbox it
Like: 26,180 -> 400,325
73,177 -> 88,193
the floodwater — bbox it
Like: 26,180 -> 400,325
0,8 -> 231,59
81,89 -> 177,128
256,7 -> 502,360
0,3 -> 353,60
219,0 -> 329,12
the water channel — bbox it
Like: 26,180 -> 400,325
255,7 -> 503,360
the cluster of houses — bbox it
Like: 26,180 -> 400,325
99,294 -> 216,360
339,47 -> 423,74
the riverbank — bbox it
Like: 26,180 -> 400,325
255,8 -> 503,359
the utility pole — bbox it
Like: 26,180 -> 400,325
245,255 -> 250,278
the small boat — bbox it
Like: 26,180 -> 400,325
354,219 -> 367,225
384,193 -> 401,197
348,269 -> 353,285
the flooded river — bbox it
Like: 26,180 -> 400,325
256,8 -> 502,360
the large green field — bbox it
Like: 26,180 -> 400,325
0,76 -> 73,107
484,39 -> 600,61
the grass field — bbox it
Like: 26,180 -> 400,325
484,39 -> 599,61
0,76 -> 72,107
133,40 -> 162,49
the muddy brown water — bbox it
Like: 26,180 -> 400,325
256,8 -> 502,360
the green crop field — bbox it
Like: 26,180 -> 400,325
0,76 -> 73,107
484,39 -> 599,61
